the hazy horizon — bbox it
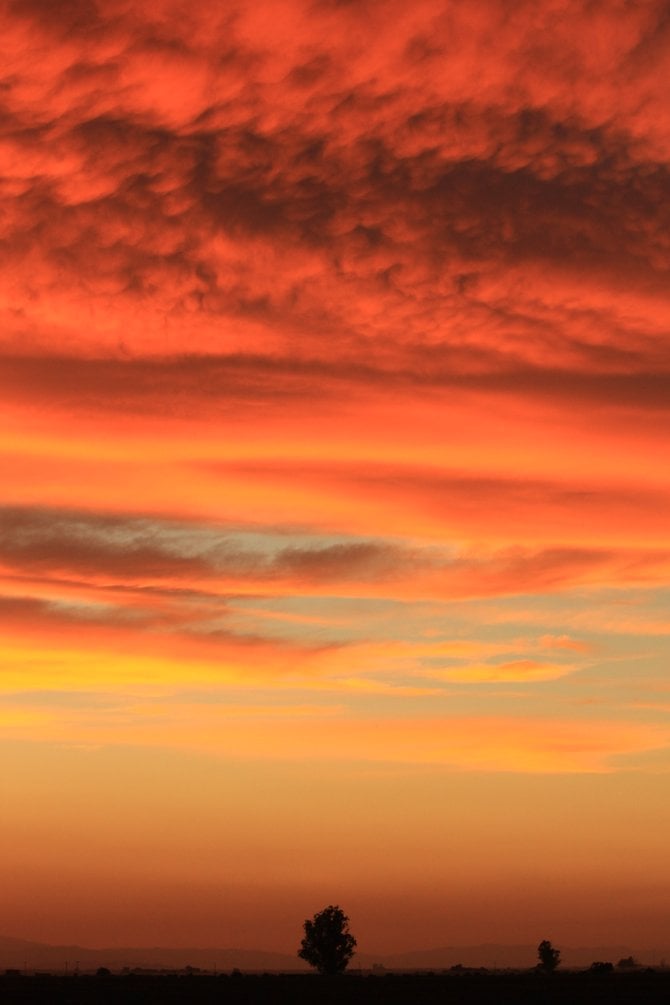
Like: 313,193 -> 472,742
1,929 -> 665,970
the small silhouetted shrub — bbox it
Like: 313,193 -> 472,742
537,940 -> 560,973
589,961 -> 614,974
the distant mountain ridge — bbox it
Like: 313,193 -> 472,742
1,934 -> 666,973
0,936 -> 304,973
372,943 -> 661,970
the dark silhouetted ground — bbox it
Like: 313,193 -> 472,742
2,971 -> 670,1004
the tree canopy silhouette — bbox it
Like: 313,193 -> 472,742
537,939 -> 560,973
298,905 -> 357,975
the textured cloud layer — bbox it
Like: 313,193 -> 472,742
2,1 -> 669,761
2,0 -> 670,376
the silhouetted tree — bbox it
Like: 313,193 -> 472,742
589,961 -> 614,973
537,939 -> 560,973
617,955 -> 639,969
298,905 -> 356,975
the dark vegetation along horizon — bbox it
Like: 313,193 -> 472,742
294,906 -> 642,981
3,908 -> 669,1003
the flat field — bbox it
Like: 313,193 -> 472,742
2,971 -> 669,1005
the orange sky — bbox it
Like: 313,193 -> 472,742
1,0 -> 670,957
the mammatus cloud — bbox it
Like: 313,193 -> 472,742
2,0 -> 670,374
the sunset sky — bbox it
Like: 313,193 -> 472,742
2,0 -> 670,957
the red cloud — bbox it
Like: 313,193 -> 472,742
1,0 -> 670,377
